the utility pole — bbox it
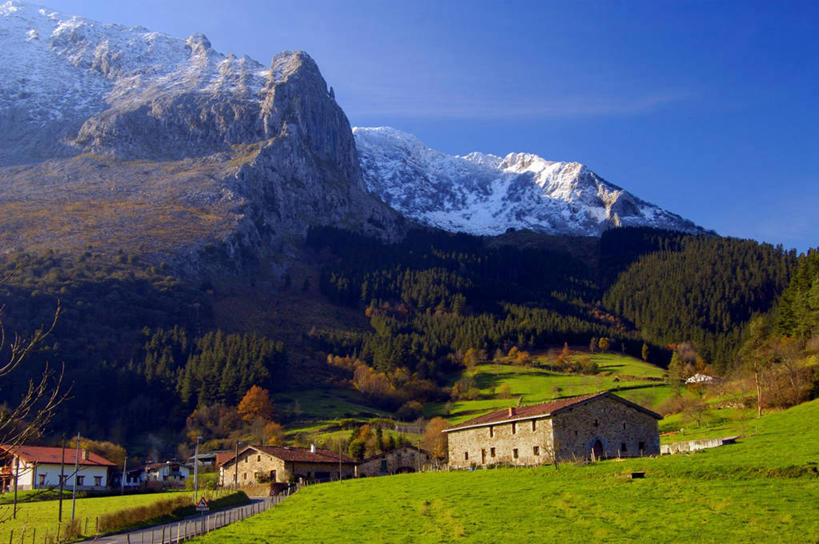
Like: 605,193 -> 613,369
58,437 -> 66,523
121,455 -> 127,495
12,454 -> 19,519
233,441 -> 239,490
193,436 -> 201,504
71,432 -> 80,521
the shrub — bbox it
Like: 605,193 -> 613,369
98,495 -> 192,532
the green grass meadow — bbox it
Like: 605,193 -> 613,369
193,400 -> 819,543
0,491 -> 195,542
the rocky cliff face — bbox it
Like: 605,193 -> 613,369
0,2 -> 401,266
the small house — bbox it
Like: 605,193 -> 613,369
219,445 -> 355,486
0,445 -> 115,492
357,445 -> 430,477
126,461 -> 191,488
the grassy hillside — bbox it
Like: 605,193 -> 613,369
193,400 -> 819,543
428,353 -> 670,425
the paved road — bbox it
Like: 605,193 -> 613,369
80,497 -> 277,544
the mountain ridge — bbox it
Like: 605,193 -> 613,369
354,126 -> 703,237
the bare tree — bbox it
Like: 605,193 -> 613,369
0,297 -> 67,449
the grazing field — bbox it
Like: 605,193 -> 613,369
192,400 -> 819,543
0,491 -> 196,543
427,354 -> 671,425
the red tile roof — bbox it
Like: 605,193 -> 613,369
444,391 -> 661,432
224,445 -> 355,466
214,452 -> 234,467
0,445 -> 116,467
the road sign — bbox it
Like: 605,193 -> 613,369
195,497 -> 209,512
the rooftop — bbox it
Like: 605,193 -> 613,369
0,445 -> 116,466
444,391 -> 661,433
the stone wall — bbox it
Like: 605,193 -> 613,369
222,449 -> 287,486
551,396 -> 660,461
447,415 -> 555,469
358,447 -> 430,477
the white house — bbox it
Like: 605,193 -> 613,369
0,445 -> 115,492
125,461 -> 191,488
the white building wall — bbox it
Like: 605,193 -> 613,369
15,462 -> 109,490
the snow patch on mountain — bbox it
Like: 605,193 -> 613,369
354,126 -> 701,237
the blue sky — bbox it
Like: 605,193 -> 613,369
43,0 -> 819,252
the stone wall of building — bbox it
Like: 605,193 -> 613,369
551,396 -> 660,461
447,414 -> 555,469
357,447 -> 429,477
222,449 -> 287,486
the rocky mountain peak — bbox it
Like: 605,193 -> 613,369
354,126 -> 702,237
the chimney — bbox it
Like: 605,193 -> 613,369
82,449 -> 89,461
310,444 -> 316,454
508,407 -> 516,417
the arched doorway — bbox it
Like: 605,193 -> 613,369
591,439 -> 604,461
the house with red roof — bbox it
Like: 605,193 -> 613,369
0,444 -> 116,492
218,445 -> 356,486
443,391 -> 661,469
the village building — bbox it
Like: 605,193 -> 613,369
357,445 -> 430,477
443,392 -> 661,469
685,373 -> 721,385
219,445 -> 355,486
188,450 -> 234,469
125,461 -> 191,488
0,445 -> 115,492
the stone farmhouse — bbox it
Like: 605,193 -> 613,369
0,445 -> 115,492
219,445 -> 356,486
357,445 -> 430,477
444,392 -> 661,469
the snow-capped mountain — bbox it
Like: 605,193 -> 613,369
354,127 -> 702,237
0,1 -> 400,263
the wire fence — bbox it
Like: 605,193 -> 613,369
123,496 -> 279,544
4,490 -> 290,544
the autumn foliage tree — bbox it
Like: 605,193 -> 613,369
422,417 -> 449,460
237,385 -> 275,422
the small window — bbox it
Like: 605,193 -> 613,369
257,455 -> 261,462
76,475 -> 85,486
380,460 -> 388,473
639,441 -> 646,452
243,473 -> 247,480
623,422 -> 627,430
512,422 -> 517,434
489,426 -> 494,438
532,420 -> 537,432
621,442 -> 627,453
533,446 -> 540,456
594,419 -> 599,427
513,448 -> 519,459
490,447 -> 495,457
464,452 -> 469,461
246,457 -> 249,464
38,474 -> 46,486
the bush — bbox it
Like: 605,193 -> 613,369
98,495 -> 192,532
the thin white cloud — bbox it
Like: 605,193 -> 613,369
342,88 -> 691,120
